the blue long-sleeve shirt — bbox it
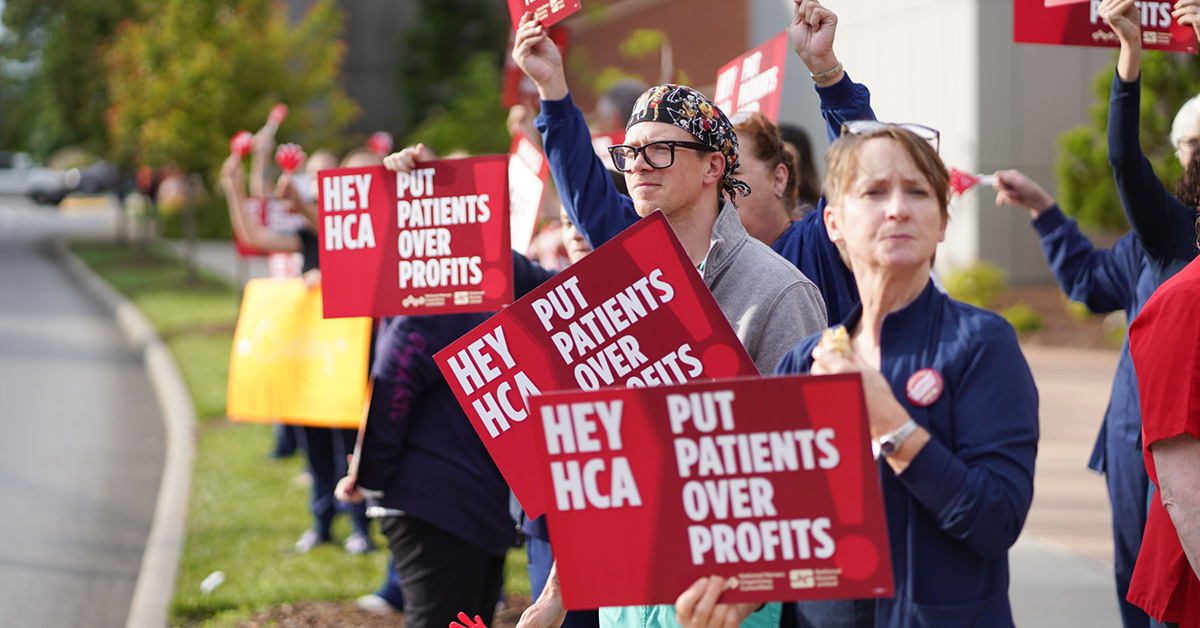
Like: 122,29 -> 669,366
357,253 -> 556,555
776,282 -> 1040,627
1060,72 -> 1200,472
535,74 -> 875,323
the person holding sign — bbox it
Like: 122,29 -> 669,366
772,124 -> 1039,627
511,15 -> 827,379
517,0 -> 874,329
1040,2 -> 1200,625
510,10 -> 826,628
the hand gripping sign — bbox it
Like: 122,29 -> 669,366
1014,0 -> 1198,52
317,156 -> 513,318
434,211 -> 759,518
227,279 -> 372,428
530,374 -> 894,609
713,30 -> 790,121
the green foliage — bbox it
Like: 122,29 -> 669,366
397,0 -> 506,135
1056,50 -> 1200,230
103,0 -> 359,177
406,52 -> 512,156
1000,303 -> 1044,332
158,195 -> 236,241
0,0 -> 139,158
1065,298 -> 1094,320
943,261 -> 1008,309
619,29 -> 668,59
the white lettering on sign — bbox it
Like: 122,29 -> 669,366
396,168 -> 435,199
322,173 -> 373,212
324,212 -> 376,250
667,390 -> 736,435
550,457 -> 642,510
445,325 -> 542,438
686,518 -> 835,565
1089,0 -> 1171,28
322,173 -> 378,251
540,400 -> 625,455
669,386 -> 845,567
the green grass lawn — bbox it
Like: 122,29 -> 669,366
71,242 -> 531,627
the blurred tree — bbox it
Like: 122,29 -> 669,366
407,51 -> 510,155
104,0 -> 358,177
0,0 -> 138,158
1055,50 -> 1200,230
397,0 -> 506,134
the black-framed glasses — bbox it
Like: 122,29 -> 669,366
607,140 -> 716,172
840,120 -> 940,154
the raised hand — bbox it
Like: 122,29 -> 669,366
1174,0 -> 1200,42
1098,0 -> 1141,44
789,0 -> 840,83
383,143 -> 437,173
512,12 -> 569,100
993,170 -> 1055,218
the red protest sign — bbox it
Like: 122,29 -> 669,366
317,157 -> 513,318
509,131 -> 549,254
503,26 -> 570,109
234,197 -> 310,258
506,0 -> 581,30
713,30 -> 790,121
1014,0 -> 1197,52
531,374 -> 893,608
434,211 -> 758,518
591,131 -> 624,172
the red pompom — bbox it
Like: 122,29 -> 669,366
230,131 -> 253,159
275,143 -> 306,174
367,131 -> 394,156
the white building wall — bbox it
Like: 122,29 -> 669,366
751,0 -> 1113,283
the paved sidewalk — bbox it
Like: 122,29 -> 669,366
161,237 -> 1129,626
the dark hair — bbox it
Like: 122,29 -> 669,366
1176,146 -> 1200,210
599,78 -> 650,127
733,113 -> 799,208
777,123 -> 821,206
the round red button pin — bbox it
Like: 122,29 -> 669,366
906,368 -> 944,407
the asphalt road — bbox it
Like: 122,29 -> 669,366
0,196 -> 163,627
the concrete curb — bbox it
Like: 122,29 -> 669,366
51,240 -> 196,628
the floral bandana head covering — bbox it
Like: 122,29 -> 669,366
626,84 -> 751,201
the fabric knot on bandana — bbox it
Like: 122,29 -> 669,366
626,84 -> 751,201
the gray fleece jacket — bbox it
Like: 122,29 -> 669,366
702,199 -> 827,374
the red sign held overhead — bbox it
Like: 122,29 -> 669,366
713,31 -> 791,122
509,131 -> 549,254
316,158 -> 513,318
506,0 -> 581,31
1014,0 -> 1197,52
531,374 -> 894,608
433,212 -> 759,518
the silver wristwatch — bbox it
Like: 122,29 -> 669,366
877,419 -> 919,457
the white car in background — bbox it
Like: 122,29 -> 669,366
0,151 -> 74,205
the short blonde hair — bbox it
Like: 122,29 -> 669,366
823,125 -> 950,225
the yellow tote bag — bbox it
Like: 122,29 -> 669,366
227,279 -> 371,428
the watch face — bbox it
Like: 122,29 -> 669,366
879,440 -> 897,456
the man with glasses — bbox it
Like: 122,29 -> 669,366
513,14 -> 826,380
516,1 -> 878,334
510,6 -> 833,628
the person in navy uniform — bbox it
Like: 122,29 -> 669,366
766,123 -> 1040,628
